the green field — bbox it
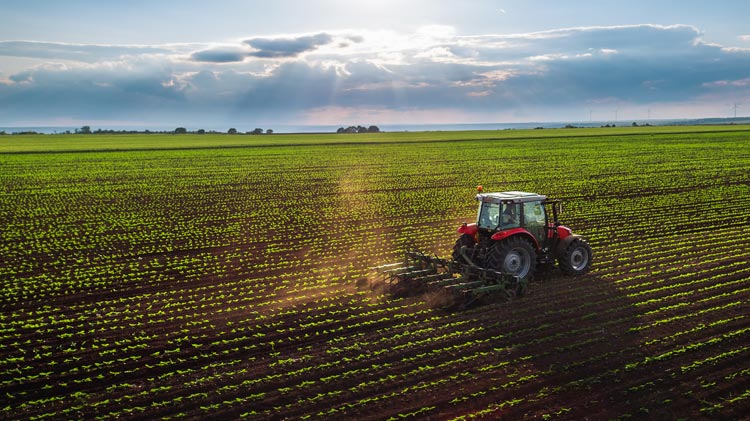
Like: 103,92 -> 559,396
2,124 -> 749,152
2,126 -> 750,419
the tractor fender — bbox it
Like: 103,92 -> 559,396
491,228 -> 540,250
458,222 -> 478,236
555,234 -> 584,257
555,225 -> 572,240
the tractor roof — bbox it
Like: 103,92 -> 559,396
476,191 -> 547,204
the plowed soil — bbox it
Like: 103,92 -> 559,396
2,129 -> 750,420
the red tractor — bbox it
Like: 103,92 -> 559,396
375,188 -> 593,307
453,188 -> 592,279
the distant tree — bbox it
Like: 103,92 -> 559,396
228,128 -> 238,134
174,127 -> 187,134
266,129 -> 273,134
197,129 -> 205,134
632,121 -> 639,127
77,125 -> 92,134
367,125 -> 380,133
251,128 -> 263,135
336,127 -> 345,133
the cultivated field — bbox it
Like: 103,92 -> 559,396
2,126 -> 750,419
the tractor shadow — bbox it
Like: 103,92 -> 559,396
479,269 -> 658,415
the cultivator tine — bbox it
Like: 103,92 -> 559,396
514,277 -> 528,297
393,268 -> 436,282
425,274 -> 461,290
381,266 -> 426,278
418,272 -> 454,282
444,280 -> 486,292
371,251 -> 450,297
372,261 -> 408,270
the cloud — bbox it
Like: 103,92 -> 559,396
703,78 -> 750,88
2,24 -> 750,127
190,33 -> 343,63
0,40 -> 172,62
190,47 -> 249,63
451,24 -> 702,65
9,70 -> 33,83
0,62 -> 185,124
244,33 -> 333,58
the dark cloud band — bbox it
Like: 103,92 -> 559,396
1,25 -> 749,126
244,33 -> 333,58
0,41 -> 169,62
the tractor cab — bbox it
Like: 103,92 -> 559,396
475,191 -> 549,248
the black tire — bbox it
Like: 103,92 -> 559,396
558,239 -> 593,275
487,236 -> 537,280
452,234 -> 475,263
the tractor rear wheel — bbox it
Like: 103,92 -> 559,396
558,239 -> 593,275
452,234 -> 475,264
487,236 -> 537,280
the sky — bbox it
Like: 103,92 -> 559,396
1,0 -> 750,130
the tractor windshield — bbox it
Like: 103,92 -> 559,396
477,201 -> 501,230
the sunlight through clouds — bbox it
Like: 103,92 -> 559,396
2,19 -> 750,127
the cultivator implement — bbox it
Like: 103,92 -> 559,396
372,251 -> 526,309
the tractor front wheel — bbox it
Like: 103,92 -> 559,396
452,234 -> 475,264
558,239 -> 593,275
487,237 -> 537,280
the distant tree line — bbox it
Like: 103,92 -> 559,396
336,125 -> 381,133
5,125 -> 382,135
48,126 -> 278,135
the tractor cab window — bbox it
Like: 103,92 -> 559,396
478,201 -> 501,230
501,203 -> 521,229
524,201 -> 545,225
524,201 -> 546,243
